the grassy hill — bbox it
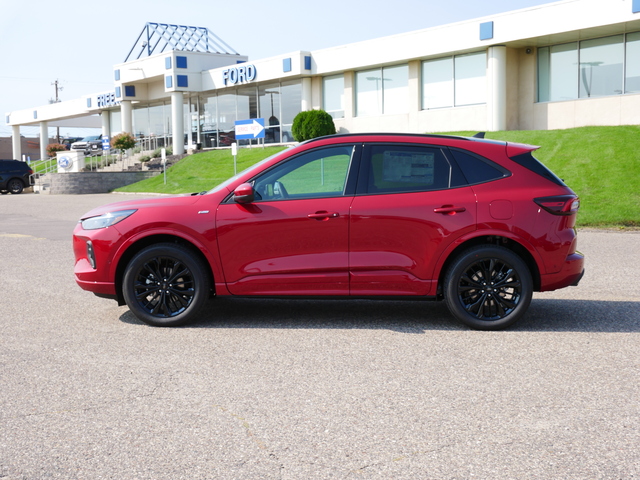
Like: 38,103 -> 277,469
115,126 -> 640,227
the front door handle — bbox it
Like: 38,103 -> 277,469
308,211 -> 340,221
434,205 -> 466,215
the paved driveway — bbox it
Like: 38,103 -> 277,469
1,193 -> 638,479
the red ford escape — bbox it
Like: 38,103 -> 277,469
73,133 -> 584,330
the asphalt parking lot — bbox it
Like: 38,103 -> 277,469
1,192 -> 639,479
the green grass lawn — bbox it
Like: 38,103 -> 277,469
114,126 -> 640,227
114,146 -> 288,195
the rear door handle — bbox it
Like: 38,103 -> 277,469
434,205 -> 466,214
308,211 -> 340,220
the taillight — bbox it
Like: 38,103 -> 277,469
534,195 -> 580,215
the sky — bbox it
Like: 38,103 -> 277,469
0,0 -> 559,138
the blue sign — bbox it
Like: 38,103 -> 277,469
102,136 -> 110,151
235,118 -> 265,139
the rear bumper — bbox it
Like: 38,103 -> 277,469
539,252 -> 585,292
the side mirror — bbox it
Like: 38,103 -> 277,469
233,183 -> 255,204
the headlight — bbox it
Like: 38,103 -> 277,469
80,209 -> 137,230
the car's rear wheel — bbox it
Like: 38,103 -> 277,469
444,245 -> 532,330
122,243 -> 210,327
7,179 -> 24,194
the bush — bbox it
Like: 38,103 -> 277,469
139,155 -> 151,163
46,143 -> 67,158
291,109 -> 336,142
111,133 -> 137,151
151,146 -> 173,159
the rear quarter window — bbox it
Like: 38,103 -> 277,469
448,148 -> 510,186
509,151 -> 566,186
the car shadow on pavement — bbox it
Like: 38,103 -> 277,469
118,297 -> 640,333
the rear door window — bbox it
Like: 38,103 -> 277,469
357,144 -> 452,194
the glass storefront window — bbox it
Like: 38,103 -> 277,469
538,33 -> 639,102
281,81 -> 301,142
625,32 -> 640,93
538,43 -> 578,102
356,65 -> 408,116
133,108 -> 149,138
217,94 -> 237,147
356,68 -> 383,116
110,110 -> 121,135
148,104 -> 169,137
201,95 -> 218,148
259,84 -> 282,144
383,64 -> 409,114
454,52 -> 486,106
421,53 -> 486,109
579,35 -> 624,98
323,74 -> 345,119
422,57 -> 454,109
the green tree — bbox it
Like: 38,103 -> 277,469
291,109 -> 336,142
111,133 -> 137,151
46,143 -> 67,158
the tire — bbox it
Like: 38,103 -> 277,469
122,243 -> 211,327
444,245 -> 532,330
7,179 -> 24,194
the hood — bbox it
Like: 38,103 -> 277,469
79,194 -> 202,220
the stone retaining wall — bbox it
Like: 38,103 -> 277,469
46,171 -> 159,194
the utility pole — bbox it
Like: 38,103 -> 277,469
51,79 -> 63,143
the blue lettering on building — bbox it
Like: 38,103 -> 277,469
97,92 -> 118,108
222,64 -> 256,85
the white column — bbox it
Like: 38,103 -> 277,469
301,78 -> 312,111
343,71 -> 355,120
39,122 -> 48,160
12,125 -> 21,161
171,91 -> 184,155
120,100 -> 133,134
101,112 -> 111,138
487,46 -> 508,132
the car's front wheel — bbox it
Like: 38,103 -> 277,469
444,245 -> 532,330
7,179 -> 24,194
122,243 -> 211,327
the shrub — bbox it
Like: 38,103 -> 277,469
111,133 -> 137,151
152,146 -> 173,158
139,155 -> 151,163
291,109 -> 336,142
46,143 -> 67,158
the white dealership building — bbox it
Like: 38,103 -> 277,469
5,0 -> 640,161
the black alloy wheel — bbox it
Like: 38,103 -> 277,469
444,245 -> 532,330
122,243 -> 210,327
7,179 -> 24,194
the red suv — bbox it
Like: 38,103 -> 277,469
73,133 -> 584,330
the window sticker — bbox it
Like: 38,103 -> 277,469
382,151 -> 434,184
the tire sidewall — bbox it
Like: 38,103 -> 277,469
8,179 -> 23,194
444,245 -> 533,330
123,243 -> 210,327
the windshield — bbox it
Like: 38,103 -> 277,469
81,135 -> 100,142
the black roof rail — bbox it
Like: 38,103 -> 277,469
303,132 -> 474,145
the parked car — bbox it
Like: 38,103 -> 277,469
72,133 -> 584,330
0,159 -> 34,194
62,137 -> 84,150
71,135 -> 103,155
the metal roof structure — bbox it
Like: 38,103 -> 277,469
125,22 -> 240,62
